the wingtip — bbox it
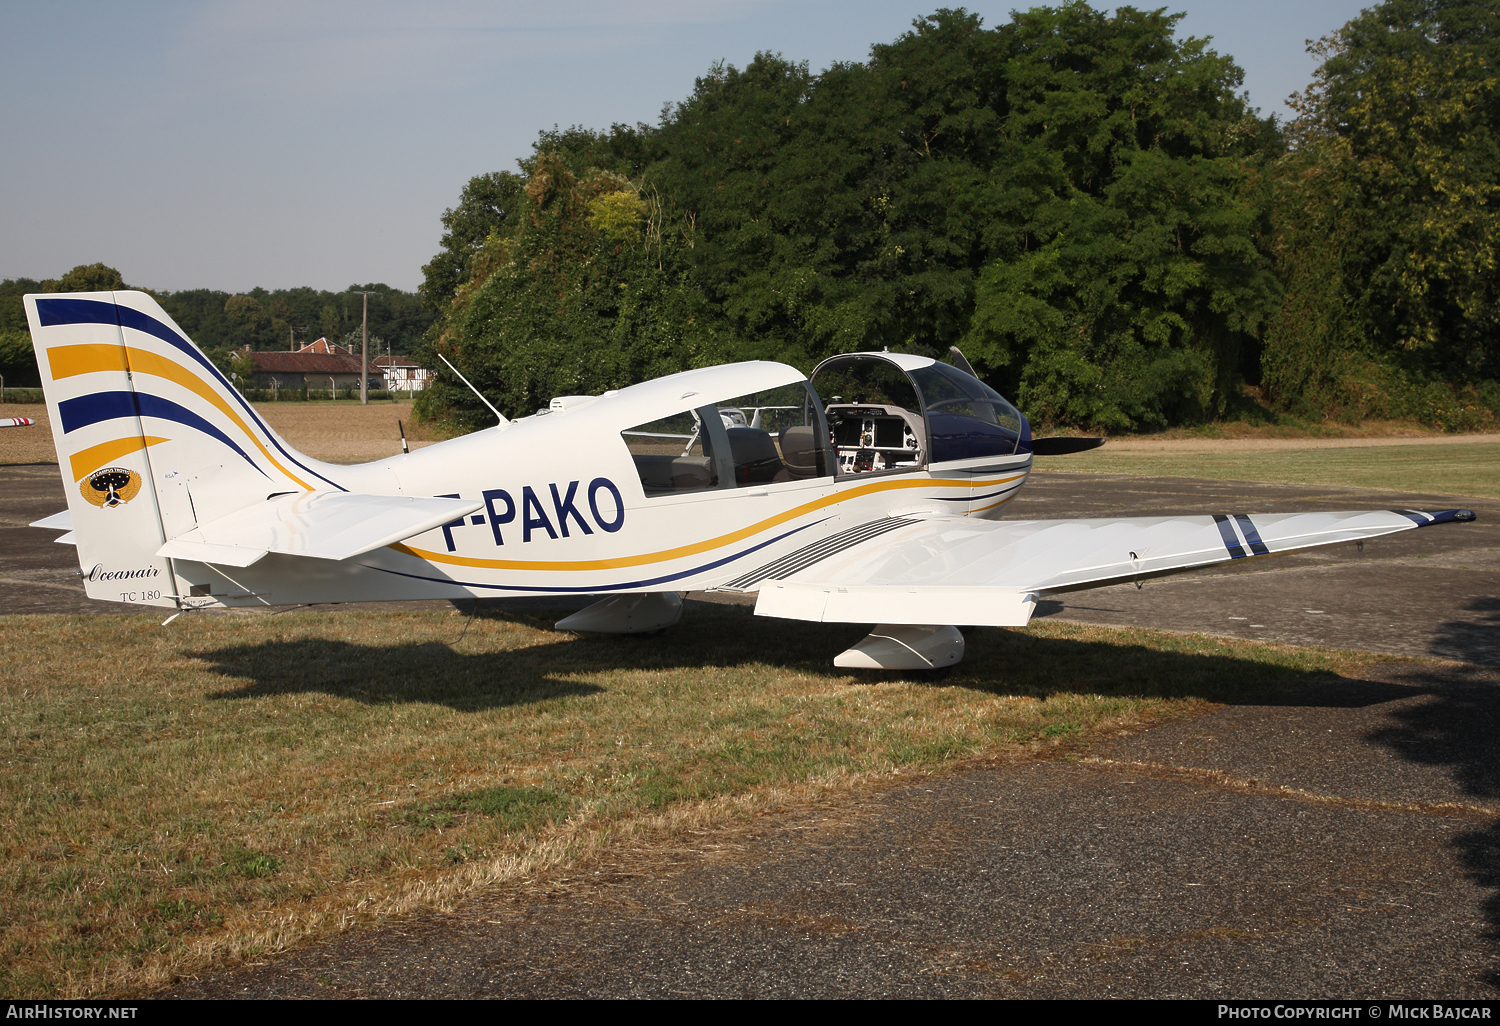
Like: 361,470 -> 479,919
1400,508 -> 1478,525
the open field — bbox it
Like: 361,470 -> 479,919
1,604 -> 1393,997
1059,439 -> 1500,499
0,401 -> 447,467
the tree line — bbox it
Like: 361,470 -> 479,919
0,263 -> 432,388
414,0 -> 1498,434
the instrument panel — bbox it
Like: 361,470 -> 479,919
825,404 -> 923,474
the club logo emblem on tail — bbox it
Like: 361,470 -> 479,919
82,467 -> 141,508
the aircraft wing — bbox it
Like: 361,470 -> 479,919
156,491 -> 482,567
751,508 -> 1475,627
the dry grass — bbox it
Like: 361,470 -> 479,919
0,405 -> 53,465
1089,417 -> 1456,443
0,600 -> 1386,997
0,401 -> 450,467
1055,441 -> 1500,499
253,401 -> 450,463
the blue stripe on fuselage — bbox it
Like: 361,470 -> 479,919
363,522 -> 819,594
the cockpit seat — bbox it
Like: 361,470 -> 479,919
726,426 -> 784,486
778,425 -> 823,479
633,455 -> 715,496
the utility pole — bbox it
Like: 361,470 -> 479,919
351,291 -> 375,405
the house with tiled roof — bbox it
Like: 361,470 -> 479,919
237,338 -> 428,392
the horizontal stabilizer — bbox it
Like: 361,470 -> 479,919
30,510 -> 72,530
157,491 -> 482,567
755,508 -> 1475,626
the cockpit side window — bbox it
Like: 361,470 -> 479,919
909,362 -> 1023,462
714,382 -> 833,487
620,408 -> 719,497
621,383 -> 833,497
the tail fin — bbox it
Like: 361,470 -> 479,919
26,290 -> 339,607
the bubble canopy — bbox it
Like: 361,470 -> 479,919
809,352 -> 1029,469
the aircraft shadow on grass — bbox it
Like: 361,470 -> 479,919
193,600 -> 1420,713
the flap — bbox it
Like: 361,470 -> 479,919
753,509 -> 1471,625
157,491 -> 482,566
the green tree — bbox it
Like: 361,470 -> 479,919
0,278 -> 41,335
419,5 -> 1283,433
1263,0 -> 1499,428
418,155 -> 731,430
419,172 -> 529,312
954,6 -> 1281,429
645,6 -> 1281,428
0,330 -> 38,388
39,262 -> 126,293
0,264 -> 129,386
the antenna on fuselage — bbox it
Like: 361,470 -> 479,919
435,352 -> 509,427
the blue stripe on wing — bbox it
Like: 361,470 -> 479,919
1211,514 -> 1246,558
1394,509 -> 1477,526
1233,514 -> 1270,556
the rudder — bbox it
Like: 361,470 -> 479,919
27,290 -> 337,608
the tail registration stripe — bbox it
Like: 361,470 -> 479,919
69,435 -> 169,483
120,347 -> 315,490
60,390 -> 266,478
396,472 -> 1028,574
34,297 -> 120,328
58,391 -> 137,433
113,303 -> 343,489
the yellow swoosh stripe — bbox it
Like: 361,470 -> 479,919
394,472 -> 1027,572
971,493 -> 1019,514
48,344 -> 128,377
48,343 -> 314,490
70,435 -> 169,482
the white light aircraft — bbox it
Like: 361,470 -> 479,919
23,291 -> 1476,669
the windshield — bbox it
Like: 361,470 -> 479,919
908,362 -> 1022,461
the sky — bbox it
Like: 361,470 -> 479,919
0,0 -> 1371,294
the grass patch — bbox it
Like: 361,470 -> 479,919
0,602 -> 1387,996
1056,441 -> 1500,499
